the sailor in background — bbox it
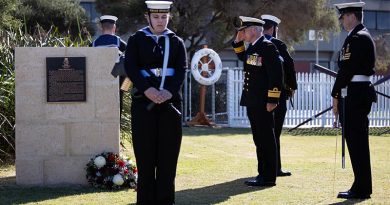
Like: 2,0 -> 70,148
232,16 -> 283,186
124,1 -> 187,204
332,1 -> 376,199
92,15 -> 127,51
261,14 -> 297,177
92,15 -> 127,117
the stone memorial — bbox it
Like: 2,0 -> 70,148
15,47 -> 120,185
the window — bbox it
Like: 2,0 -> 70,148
377,11 -> 390,30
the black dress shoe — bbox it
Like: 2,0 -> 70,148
337,190 -> 371,199
244,177 -> 276,187
277,170 -> 291,177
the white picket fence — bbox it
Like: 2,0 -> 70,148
227,67 -> 390,128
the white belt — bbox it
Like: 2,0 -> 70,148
351,75 -> 371,82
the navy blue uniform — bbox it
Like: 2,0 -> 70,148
92,34 -> 127,52
332,23 -> 376,196
264,34 -> 297,173
232,36 -> 283,183
125,27 -> 187,205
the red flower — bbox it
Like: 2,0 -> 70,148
117,160 -> 125,167
108,154 -> 116,162
134,168 -> 138,173
124,169 -> 129,174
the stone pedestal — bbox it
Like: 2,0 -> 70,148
15,47 -> 120,185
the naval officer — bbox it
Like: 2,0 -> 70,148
232,16 -> 283,186
332,1 -> 376,199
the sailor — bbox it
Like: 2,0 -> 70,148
261,14 -> 297,177
92,15 -> 127,117
124,1 -> 187,204
332,1 -> 376,199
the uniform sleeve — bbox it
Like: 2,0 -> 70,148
232,40 -> 246,62
263,43 -> 283,104
279,42 -> 297,90
165,37 -> 187,94
331,37 -> 360,99
124,34 -> 151,93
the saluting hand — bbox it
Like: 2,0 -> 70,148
266,103 -> 278,112
235,30 -> 245,42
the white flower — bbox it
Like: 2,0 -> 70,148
94,156 -> 106,168
113,174 -> 124,186
127,159 -> 134,165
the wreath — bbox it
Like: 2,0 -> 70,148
86,152 -> 137,189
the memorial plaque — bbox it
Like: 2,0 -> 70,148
46,57 -> 86,102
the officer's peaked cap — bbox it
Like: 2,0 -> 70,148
261,14 -> 281,26
234,16 -> 265,31
145,1 -> 173,13
334,2 -> 365,19
100,15 -> 118,24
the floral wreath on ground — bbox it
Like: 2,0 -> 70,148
86,151 -> 137,190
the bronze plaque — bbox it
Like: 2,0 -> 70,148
46,57 -> 86,102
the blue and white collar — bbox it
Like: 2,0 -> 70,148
139,27 -> 174,43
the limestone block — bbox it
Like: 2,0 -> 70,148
44,103 -> 95,121
95,84 -> 120,121
69,122 -> 118,155
101,123 -> 120,151
43,156 -> 91,185
16,124 -> 66,158
16,159 -> 43,185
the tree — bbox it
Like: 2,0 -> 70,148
16,0 -> 93,36
374,34 -> 390,73
0,0 -> 21,30
95,0 -> 338,54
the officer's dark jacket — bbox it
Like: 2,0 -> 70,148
264,34 -> 297,92
331,24 -> 375,99
124,27 -> 187,101
232,36 -> 283,106
91,34 -> 127,52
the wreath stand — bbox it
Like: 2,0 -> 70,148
187,45 -> 222,127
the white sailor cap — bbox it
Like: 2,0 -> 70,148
99,15 -> 118,24
334,2 -> 365,19
233,16 -> 265,31
261,14 -> 281,26
145,1 -> 173,13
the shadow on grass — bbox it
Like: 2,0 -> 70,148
0,177 -> 134,205
0,176 -> 269,205
183,126 -> 251,137
175,177 -> 272,204
328,199 -> 370,205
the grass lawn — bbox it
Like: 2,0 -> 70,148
1,127 -> 389,204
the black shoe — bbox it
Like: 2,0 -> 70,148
337,190 -> 371,199
244,176 -> 276,187
277,170 -> 291,177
